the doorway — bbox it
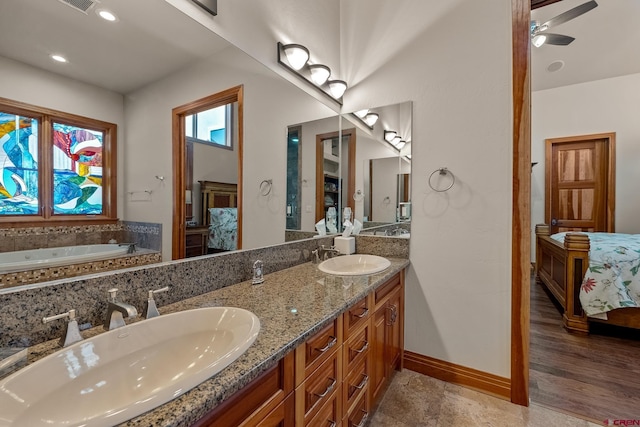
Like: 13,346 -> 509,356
171,85 -> 244,259
545,133 -> 615,234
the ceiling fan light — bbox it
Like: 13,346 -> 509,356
532,34 -> 547,48
354,109 -> 369,118
308,64 -> 331,85
282,44 -> 310,70
364,113 -> 379,127
327,80 -> 347,99
384,130 -> 397,142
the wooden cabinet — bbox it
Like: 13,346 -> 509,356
193,352 -> 294,427
193,271 -> 403,427
370,274 -> 405,407
185,226 -> 209,258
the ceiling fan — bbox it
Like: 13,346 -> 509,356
530,0 -> 598,47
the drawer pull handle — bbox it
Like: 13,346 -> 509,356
353,340 -> 369,354
314,377 -> 337,398
354,410 -> 369,427
327,422 -> 336,427
354,374 -> 369,390
386,306 -> 394,326
353,307 -> 369,318
316,336 -> 337,353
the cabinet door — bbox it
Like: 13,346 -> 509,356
253,393 -> 295,427
385,287 -> 402,374
370,304 -> 387,405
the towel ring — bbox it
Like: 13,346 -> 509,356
353,190 -> 364,201
382,196 -> 391,205
259,179 -> 272,196
428,167 -> 455,192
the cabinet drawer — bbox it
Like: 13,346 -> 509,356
343,386 -> 370,427
342,357 -> 369,416
297,349 -> 341,424
374,273 -> 401,307
299,319 -> 341,380
342,323 -> 369,374
306,388 -> 341,427
343,295 -> 370,339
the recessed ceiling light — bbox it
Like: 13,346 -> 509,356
97,9 -> 117,21
51,54 -> 68,63
547,60 -> 565,73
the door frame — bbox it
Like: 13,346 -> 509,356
510,0 -> 530,406
171,85 -> 244,259
544,132 -> 616,233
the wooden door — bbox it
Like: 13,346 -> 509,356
545,133 -> 615,234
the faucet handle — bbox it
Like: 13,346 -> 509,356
144,286 -> 169,319
43,309 -> 83,348
108,288 -> 119,302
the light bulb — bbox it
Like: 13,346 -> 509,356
327,80 -> 347,99
309,64 -> 330,85
396,140 -> 406,150
364,113 -> 379,126
532,34 -> 546,48
354,109 -> 369,118
282,44 -> 310,70
384,130 -> 397,142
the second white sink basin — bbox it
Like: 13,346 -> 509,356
318,254 -> 391,276
0,307 -> 260,427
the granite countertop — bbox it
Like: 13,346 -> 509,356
24,257 -> 409,427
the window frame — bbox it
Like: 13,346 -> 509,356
185,103 -> 234,151
0,97 -> 117,226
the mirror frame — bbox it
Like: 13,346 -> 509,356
171,85 -> 244,259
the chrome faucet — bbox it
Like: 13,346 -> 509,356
252,260 -> 264,285
143,286 -> 169,319
118,242 -> 137,254
42,309 -> 83,348
318,245 -> 340,260
104,288 -> 138,330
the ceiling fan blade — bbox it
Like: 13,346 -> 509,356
541,0 -> 597,29
544,33 -> 576,46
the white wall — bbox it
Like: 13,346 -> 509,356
343,0 -> 514,378
532,73 -> 640,256
371,157 -> 410,223
0,56 -> 126,218
123,45 -> 335,258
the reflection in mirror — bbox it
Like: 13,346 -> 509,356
285,102 -> 412,241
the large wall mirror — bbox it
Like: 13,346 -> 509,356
285,102 -> 412,239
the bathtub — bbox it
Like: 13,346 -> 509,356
0,244 -> 130,274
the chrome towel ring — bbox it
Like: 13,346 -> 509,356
259,179 -> 272,196
428,167 -> 455,192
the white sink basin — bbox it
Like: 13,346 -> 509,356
0,307 -> 260,427
318,254 -> 391,276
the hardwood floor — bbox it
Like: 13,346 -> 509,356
530,275 -> 640,422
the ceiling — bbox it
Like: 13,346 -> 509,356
0,0 -> 230,94
531,0 -> 640,91
0,0 -> 638,95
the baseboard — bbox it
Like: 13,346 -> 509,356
404,351 -> 511,400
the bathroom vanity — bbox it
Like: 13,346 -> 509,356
192,269 -> 405,427
9,255 -> 407,426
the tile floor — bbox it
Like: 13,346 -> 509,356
371,370 -> 602,426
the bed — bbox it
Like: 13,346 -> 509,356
535,224 -> 640,333
199,181 -> 238,252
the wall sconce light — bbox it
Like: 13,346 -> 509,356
309,64 -> 331,85
281,44 -> 309,70
363,112 -> 379,127
384,130 -> 398,142
277,42 -> 347,104
396,140 -> 406,150
354,109 -> 369,118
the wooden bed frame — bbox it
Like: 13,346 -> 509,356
199,181 -> 237,227
535,224 -> 640,334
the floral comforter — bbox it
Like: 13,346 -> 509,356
208,208 -> 237,251
551,232 -> 640,317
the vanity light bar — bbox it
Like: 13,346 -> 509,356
276,42 -> 346,105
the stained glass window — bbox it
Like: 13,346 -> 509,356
0,112 -> 39,215
0,99 -> 116,223
52,123 -> 104,215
